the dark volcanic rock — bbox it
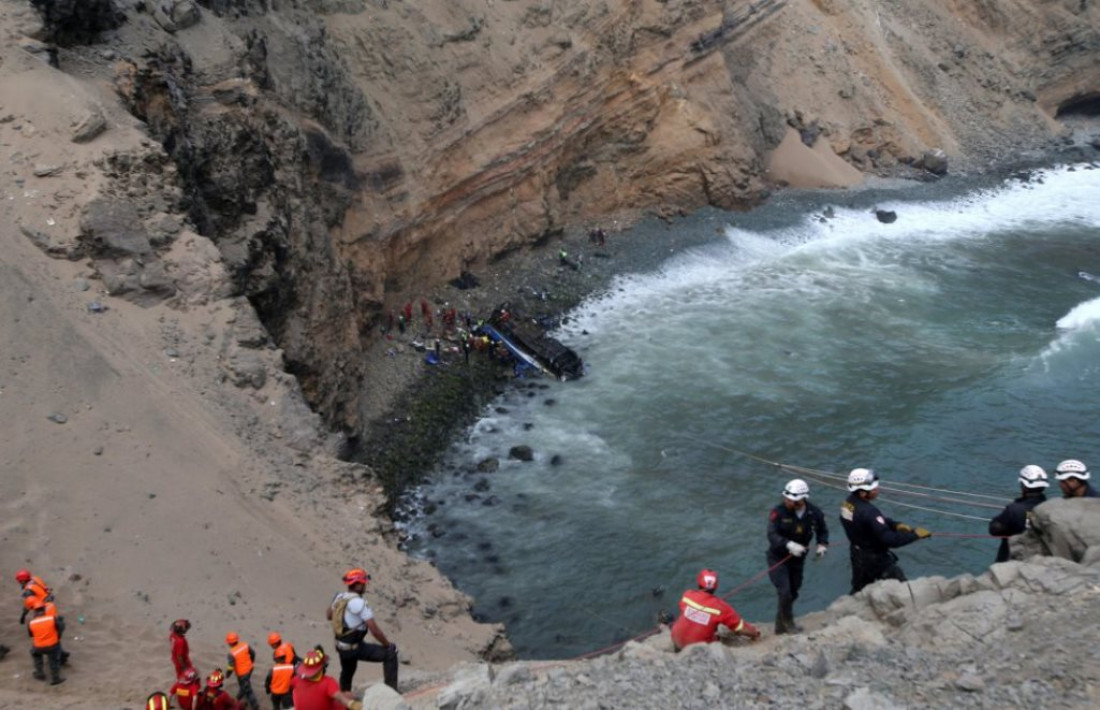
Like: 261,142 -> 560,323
30,0 -> 123,45
508,445 -> 534,462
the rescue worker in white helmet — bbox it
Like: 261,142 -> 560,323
1054,459 -> 1097,499
840,468 -> 930,594
765,479 -> 829,634
988,465 -> 1049,563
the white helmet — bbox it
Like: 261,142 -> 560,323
1054,459 -> 1089,481
847,468 -> 879,492
1018,465 -> 1049,489
783,479 -> 810,501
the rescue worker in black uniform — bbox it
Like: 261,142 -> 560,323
840,468 -> 931,595
988,465 -> 1048,563
1054,459 -> 1098,499
766,478 -> 829,634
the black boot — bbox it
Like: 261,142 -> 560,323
774,609 -> 791,635
780,598 -> 802,634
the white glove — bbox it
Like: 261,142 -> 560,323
786,541 -> 807,557
815,544 -> 827,558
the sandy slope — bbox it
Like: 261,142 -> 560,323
0,8 -> 497,708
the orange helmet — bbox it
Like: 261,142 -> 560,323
207,670 -> 224,688
15,569 -> 31,584
297,650 -> 324,679
342,567 -> 370,586
146,692 -> 170,710
697,569 -> 719,592
225,631 -> 239,645
267,632 -> 282,647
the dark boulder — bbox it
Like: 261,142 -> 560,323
875,209 -> 898,224
30,0 -> 123,45
508,445 -> 534,462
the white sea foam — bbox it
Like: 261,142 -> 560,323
1056,295 -> 1100,331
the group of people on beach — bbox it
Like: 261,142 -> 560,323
670,458 -> 1095,648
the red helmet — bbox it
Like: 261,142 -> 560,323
297,650 -> 325,679
225,631 -> 239,645
15,569 -> 31,584
697,569 -> 719,592
207,670 -> 224,688
146,692 -> 170,710
267,631 -> 282,647
181,668 -> 199,684
342,567 -> 370,586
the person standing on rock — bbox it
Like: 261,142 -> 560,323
670,569 -> 761,650
327,567 -> 398,692
766,479 -> 829,633
1055,459 -> 1097,499
989,465 -> 1049,563
223,632 -> 259,710
840,468 -> 930,594
170,619 -> 193,679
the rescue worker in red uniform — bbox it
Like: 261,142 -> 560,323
766,479 -> 829,634
840,468 -> 931,594
264,657 -> 296,709
224,632 -> 259,710
170,619 -> 193,679
196,670 -> 239,710
291,649 -> 363,710
670,569 -> 761,650
27,601 -> 64,684
146,691 -> 170,710
170,668 -> 202,710
267,631 -> 300,665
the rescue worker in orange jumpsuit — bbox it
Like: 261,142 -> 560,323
146,691 -> 170,710
196,670 -> 239,710
264,656 -> 296,709
169,668 -> 202,710
291,649 -> 363,710
224,632 -> 259,710
15,569 -> 51,624
27,600 -> 64,684
267,631 -> 300,666
670,569 -> 761,650
170,619 -> 193,679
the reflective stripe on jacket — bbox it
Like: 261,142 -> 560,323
229,642 -> 254,676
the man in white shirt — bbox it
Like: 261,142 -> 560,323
326,567 -> 398,691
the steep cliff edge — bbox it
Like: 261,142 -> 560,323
25,0 -> 1098,439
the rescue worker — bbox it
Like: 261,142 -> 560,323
1055,459 -> 1097,499
989,465 -> 1049,563
170,619 -> 193,679
15,569 -> 52,624
327,567 -> 398,691
27,601 -> 64,685
265,656 -> 296,709
21,595 -> 70,665
268,631 -> 300,665
766,479 -> 829,634
196,670 -> 239,710
169,668 -> 202,710
840,468 -> 931,594
223,632 -> 259,710
146,691 -> 170,710
291,649 -> 363,710
670,569 -> 761,650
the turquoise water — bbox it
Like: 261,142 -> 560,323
403,164 -> 1100,658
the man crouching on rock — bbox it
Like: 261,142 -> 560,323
327,568 -> 398,692
670,569 -> 761,650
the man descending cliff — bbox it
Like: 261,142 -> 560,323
327,568 -> 398,692
989,465 -> 1049,563
766,479 -> 829,633
1055,459 -> 1098,499
670,569 -> 761,650
840,468 -> 930,594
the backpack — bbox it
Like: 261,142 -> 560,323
330,594 -> 365,643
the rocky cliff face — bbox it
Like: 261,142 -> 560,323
29,0 -> 1100,436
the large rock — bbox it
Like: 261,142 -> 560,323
29,0 -> 123,44
360,682 -> 409,710
80,198 -> 152,257
1012,498 -> 1100,564
153,1 -> 202,33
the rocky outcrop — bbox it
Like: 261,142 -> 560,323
408,499 -> 1100,709
29,0 -> 123,45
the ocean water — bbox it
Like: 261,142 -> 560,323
402,163 -> 1100,659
